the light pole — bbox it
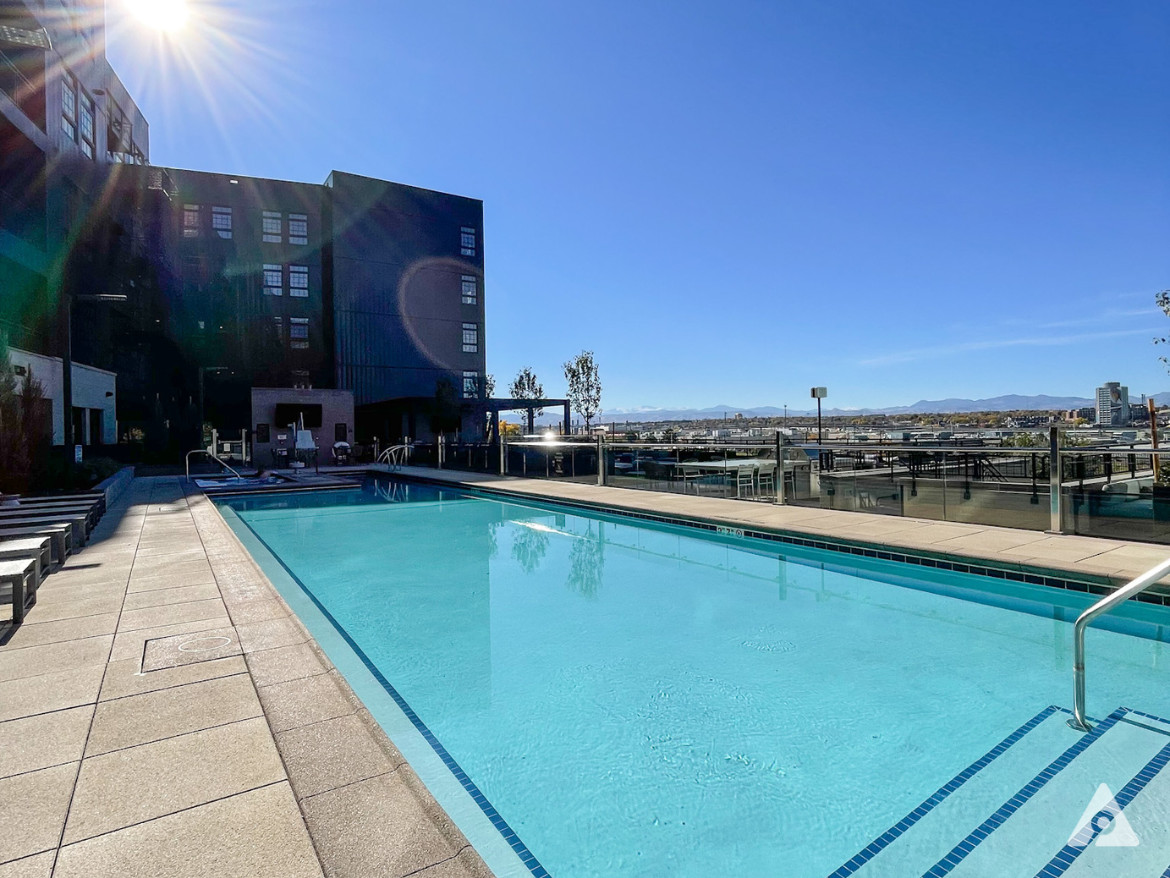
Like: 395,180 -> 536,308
62,293 -> 126,452
811,386 -> 828,442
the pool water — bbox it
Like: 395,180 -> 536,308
218,479 -> 1170,878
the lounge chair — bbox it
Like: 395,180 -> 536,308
0,537 -> 51,584
0,557 -> 38,623
0,526 -> 72,564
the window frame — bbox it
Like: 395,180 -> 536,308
289,264 -> 309,297
289,317 -> 310,349
288,213 -> 308,245
262,210 -> 282,243
462,322 -> 478,353
182,204 -> 201,238
262,263 -> 283,296
461,275 -> 478,305
462,370 -> 479,398
212,206 -> 233,239
460,226 -> 476,257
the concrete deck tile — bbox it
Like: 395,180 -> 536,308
0,613 -> 118,651
20,594 -> 123,625
931,530 -> 1050,553
140,626 -> 242,671
64,717 -> 286,843
277,713 -> 401,799
132,546 -> 207,562
87,675 -> 262,756
54,783 -> 322,878
235,616 -> 310,653
0,852 -> 54,878
228,598 -> 291,625
258,671 -> 355,733
245,642 -> 328,688
99,656 -> 247,702
413,849 -> 494,878
0,665 -> 105,722
300,769 -> 469,878
125,570 -> 218,593
116,598 -> 228,633
0,636 -> 112,683
121,581 -> 221,610
0,705 -> 93,780
130,557 -> 214,581
0,763 -> 77,864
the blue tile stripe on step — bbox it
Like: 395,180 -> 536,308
826,705 -> 1062,878
922,707 -> 1131,878
1033,740 -> 1170,878
234,515 -> 552,878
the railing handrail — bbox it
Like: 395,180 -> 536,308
377,444 -> 411,471
185,449 -> 242,482
1068,556 -> 1170,732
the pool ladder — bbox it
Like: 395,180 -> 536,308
377,444 -> 411,472
1069,555 -> 1170,732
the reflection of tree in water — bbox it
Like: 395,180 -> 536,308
566,523 -> 604,599
510,525 -> 549,573
485,520 -> 502,561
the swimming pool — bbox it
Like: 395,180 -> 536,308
217,477 -> 1170,877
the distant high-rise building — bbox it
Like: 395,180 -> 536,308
1095,381 -> 1130,426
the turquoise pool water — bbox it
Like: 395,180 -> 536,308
217,479 -> 1170,878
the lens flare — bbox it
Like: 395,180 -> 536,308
127,0 -> 190,32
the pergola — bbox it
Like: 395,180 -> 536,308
478,397 -> 572,438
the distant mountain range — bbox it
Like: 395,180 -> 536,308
530,392 -> 1170,424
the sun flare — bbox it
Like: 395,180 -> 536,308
127,0 -> 190,32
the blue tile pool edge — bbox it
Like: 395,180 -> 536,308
215,503 -> 548,878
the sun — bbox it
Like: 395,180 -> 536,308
126,0 -> 190,32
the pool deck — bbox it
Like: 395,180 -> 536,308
0,476 -> 490,878
3,468 -> 1169,878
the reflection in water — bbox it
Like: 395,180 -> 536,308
566,521 -> 604,598
511,525 -> 549,573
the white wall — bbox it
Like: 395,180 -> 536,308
9,348 -> 117,445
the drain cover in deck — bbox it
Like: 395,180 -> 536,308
142,626 -> 242,671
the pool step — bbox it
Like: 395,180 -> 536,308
833,706 -> 1170,878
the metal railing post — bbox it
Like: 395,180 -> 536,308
1069,556 -> 1170,732
1049,426 -> 1062,533
499,434 -> 507,475
597,434 -> 606,486
437,435 -> 444,470
776,433 -> 786,505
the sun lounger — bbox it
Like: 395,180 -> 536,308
0,526 -> 72,564
0,537 -> 51,585
0,502 -> 102,530
0,557 -> 38,623
0,514 -> 89,546
11,492 -> 106,514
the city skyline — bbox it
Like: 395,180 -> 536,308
107,0 -> 1170,411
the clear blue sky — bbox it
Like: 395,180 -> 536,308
107,0 -> 1170,412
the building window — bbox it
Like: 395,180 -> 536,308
462,323 -> 478,353
289,265 -> 309,297
61,71 -> 77,143
461,275 -> 477,305
212,206 -> 232,239
290,317 -> 309,349
288,213 -> 308,245
262,211 -> 282,243
460,226 -> 476,257
273,316 -> 283,341
462,371 -> 479,398
79,92 -> 95,159
262,263 -> 283,295
182,204 -> 201,238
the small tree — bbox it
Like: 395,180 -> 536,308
563,351 -> 601,432
509,367 -> 544,416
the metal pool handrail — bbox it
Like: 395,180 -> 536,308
1069,556 -> 1170,732
185,448 -> 243,482
377,444 -> 411,471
